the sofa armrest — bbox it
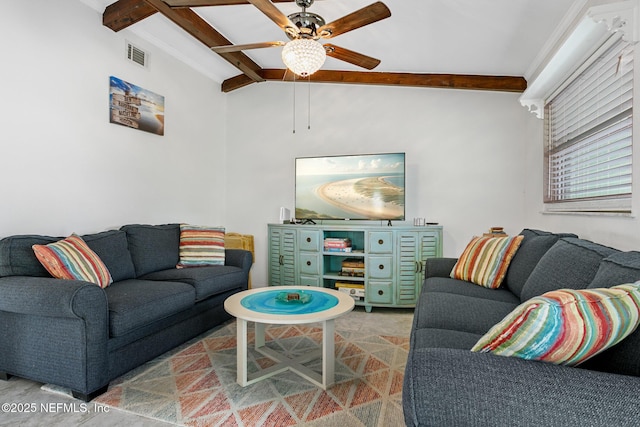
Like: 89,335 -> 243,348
0,276 -> 109,396
0,276 -> 108,319
424,257 -> 458,279
403,347 -> 640,427
225,249 -> 253,276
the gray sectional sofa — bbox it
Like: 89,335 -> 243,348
403,229 -> 640,426
0,223 -> 252,401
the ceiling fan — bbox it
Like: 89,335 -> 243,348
211,0 -> 391,76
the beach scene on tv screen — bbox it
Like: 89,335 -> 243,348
295,153 -> 405,220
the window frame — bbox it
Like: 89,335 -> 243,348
542,33 -> 634,214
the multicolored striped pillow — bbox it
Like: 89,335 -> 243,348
471,282 -> 640,366
177,225 -> 225,268
32,234 -> 113,288
451,235 -> 524,288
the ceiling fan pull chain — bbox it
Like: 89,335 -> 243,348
308,76 -> 311,130
282,68 -> 296,134
292,72 -> 296,134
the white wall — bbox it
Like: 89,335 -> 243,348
0,0 -> 226,237
224,82 -> 534,286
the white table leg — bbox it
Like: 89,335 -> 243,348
236,318 -> 248,386
255,322 -> 266,350
243,321 -> 289,385
322,319 -> 335,388
235,318 -> 338,389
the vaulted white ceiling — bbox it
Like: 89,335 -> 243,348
84,0 -> 577,88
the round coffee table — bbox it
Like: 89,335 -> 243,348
224,286 -> 355,389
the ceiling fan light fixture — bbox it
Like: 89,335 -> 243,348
282,38 -> 326,77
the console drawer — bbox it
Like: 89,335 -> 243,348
300,276 -> 321,287
368,256 -> 393,279
299,230 -> 321,252
367,281 -> 393,304
369,231 -> 393,253
299,253 -> 320,275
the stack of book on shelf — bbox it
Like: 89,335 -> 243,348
339,258 -> 365,277
336,282 -> 365,301
324,237 -> 352,252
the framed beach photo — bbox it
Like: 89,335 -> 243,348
109,76 -> 165,135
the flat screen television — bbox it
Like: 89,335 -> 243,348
295,152 -> 405,221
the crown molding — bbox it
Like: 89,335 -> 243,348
520,0 -> 639,119
588,0 -> 640,41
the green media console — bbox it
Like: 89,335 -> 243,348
268,224 -> 443,312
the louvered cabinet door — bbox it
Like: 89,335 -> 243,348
397,231 -> 443,305
268,225 -> 297,286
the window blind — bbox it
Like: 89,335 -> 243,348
544,35 -> 633,211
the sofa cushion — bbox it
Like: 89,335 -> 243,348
519,229 -> 578,239
450,235 -> 524,289
32,235 -> 113,288
581,323 -> 640,377
82,230 -> 136,282
0,235 -> 59,277
415,292 -> 519,336
520,238 -> 619,302
177,224 -> 225,268
412,327 -> 482,350
422,277 -> 520,304
579,252 -> 640,377
504,235 -> 560,299
120,224 -> 180,277
471,283 -> 640,367
588,251 -> 640,289
141,265 -> 246,301
104,279 -> 195,337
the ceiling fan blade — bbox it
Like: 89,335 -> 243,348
318,2 -> 391,39
247,0 -> 299,35
324,44 -> 380,70
211,41 -> 285,53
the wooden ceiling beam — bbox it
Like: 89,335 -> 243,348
222,74 -> 257,92
103,0 -> 296,31
165,0 -> 296,7
265,69 -> 527,92
103,0 -> 157,32
104,0 -> 264,82
221,69 -> 527,93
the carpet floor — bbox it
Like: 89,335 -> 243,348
90,308 -> 413,427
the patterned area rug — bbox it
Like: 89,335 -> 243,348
93,319 -> 409,426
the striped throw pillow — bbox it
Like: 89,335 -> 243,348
177,225 -> 225,268
32,234 -> 113,288
451,235 -> 524,288
471,283 -> 640,366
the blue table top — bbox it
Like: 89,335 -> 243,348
240,289 -> 339,315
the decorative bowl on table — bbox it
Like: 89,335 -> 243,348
276,291 -> 312,304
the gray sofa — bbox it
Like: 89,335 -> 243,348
403,229 -> 640,426
0,223 -> 252,401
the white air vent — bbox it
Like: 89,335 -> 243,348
126,42 -> 147,67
